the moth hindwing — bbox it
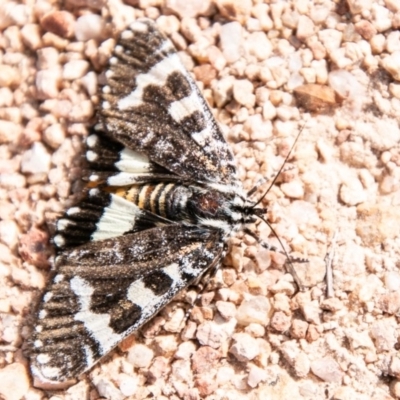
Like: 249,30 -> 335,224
29,18 -> 270,383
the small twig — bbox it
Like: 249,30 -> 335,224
325,229 -> 338,298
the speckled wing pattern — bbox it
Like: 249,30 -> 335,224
99,19 -> 239,186
28,19 -> 238,382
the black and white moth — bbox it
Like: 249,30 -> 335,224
29,18 -> 297,383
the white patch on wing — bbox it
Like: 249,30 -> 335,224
192,127 -> 213,147
70,276 -> 121,353
198,218 -> 232,234
83,345 -> 94,368
86,134 -> 98,148
168,92 -> 202,123
43,292 -> 53,302
53,235 -> 65,248
127,279 -> 158,308
86,150 -> 97,162
91,194 -> 141,241
37,354 -> 50,364
107,172 -> 155,186
164,263 -> 181,282
115,148 -> 151,173
32,364 -> 62,381
118,53 -> 188,110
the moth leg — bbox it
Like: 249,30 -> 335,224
243,228 -> 307,292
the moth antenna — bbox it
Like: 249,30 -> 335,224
251,124 -> 305,209
244,219 -> 306,292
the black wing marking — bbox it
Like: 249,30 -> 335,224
85,128 -> 188,187
53,187 -> 172,249
29,225 -> 223,382
99,18 -> 239,186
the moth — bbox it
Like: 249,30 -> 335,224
29,18 -> 300,383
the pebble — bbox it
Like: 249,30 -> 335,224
294,353 -> 311,378
370,318 -> 397,352
0,65 -> 20,87
271,311 -> 291,332
127,344 -> 154,368
377,292 -> 400,315
0,363 -> 30,400
21,143 -> 51,174
164,308 -> 185,332
40,10 -> 75,38
18,228 -> 50,268
371,4 -> 392,32
246,32 -> 272,60
93,377 -> 124,400
191,346 -> 220,374
63,59 -> 90,80
43,123 -> 66,149
233,79 -> 255,108
216,0 -> 252,23
382,51 -> 400,80
36,68 -> 61,99
0,120 -> 21,143
75,14 -> 105,41
65,381 -> 90,400
219,21 -> 243,63
68,100 -> 94,122
247,364 -> 268,388
310,357 -> 344,383
356,203 -> 400,246
20,24 -> 42,50
300,301 -> 321,325
165,0 -> 213,18
195,373 -> 218,397
171,359 -> 192,382
229,332 -> 260,362
216,301 -> 236,320
236,295 -> 270,326
0,220 -> 19,250
174,341 -> 197,360
296,15 -> 314,40
339,177 -> 366,206
384,271 -> 400,291
147,356 -> 171,381
280,180 -> 304,199
118,374 -> 139,397
154,334 -> 178,356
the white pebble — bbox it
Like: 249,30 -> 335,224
43,123 -> 66,149
384,271 -> 400,291
229,333 -> 260,362
63,59 -> 90,80
311,358 -> 344,383
371,4 -> 392,32
247,364 -> 268,388
36,68 -> 61,99
339,177 -> 366,206
0,363 -> 30,400
296,15 -> 314,40
233,79 -> 255,108
21,143 -> 51,174
382,51 -> 400,80
127,344 -> 154,368
118,374 -> 139,397
94,377 -> 124,400
75,14 -> 105,41
236,295 -> 271,326
220,22 -> 243,63
281,180 -> 304,199
0,119 -> 21,143
245,31 -> 272,61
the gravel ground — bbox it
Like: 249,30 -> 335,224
1,0 -> 400,399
